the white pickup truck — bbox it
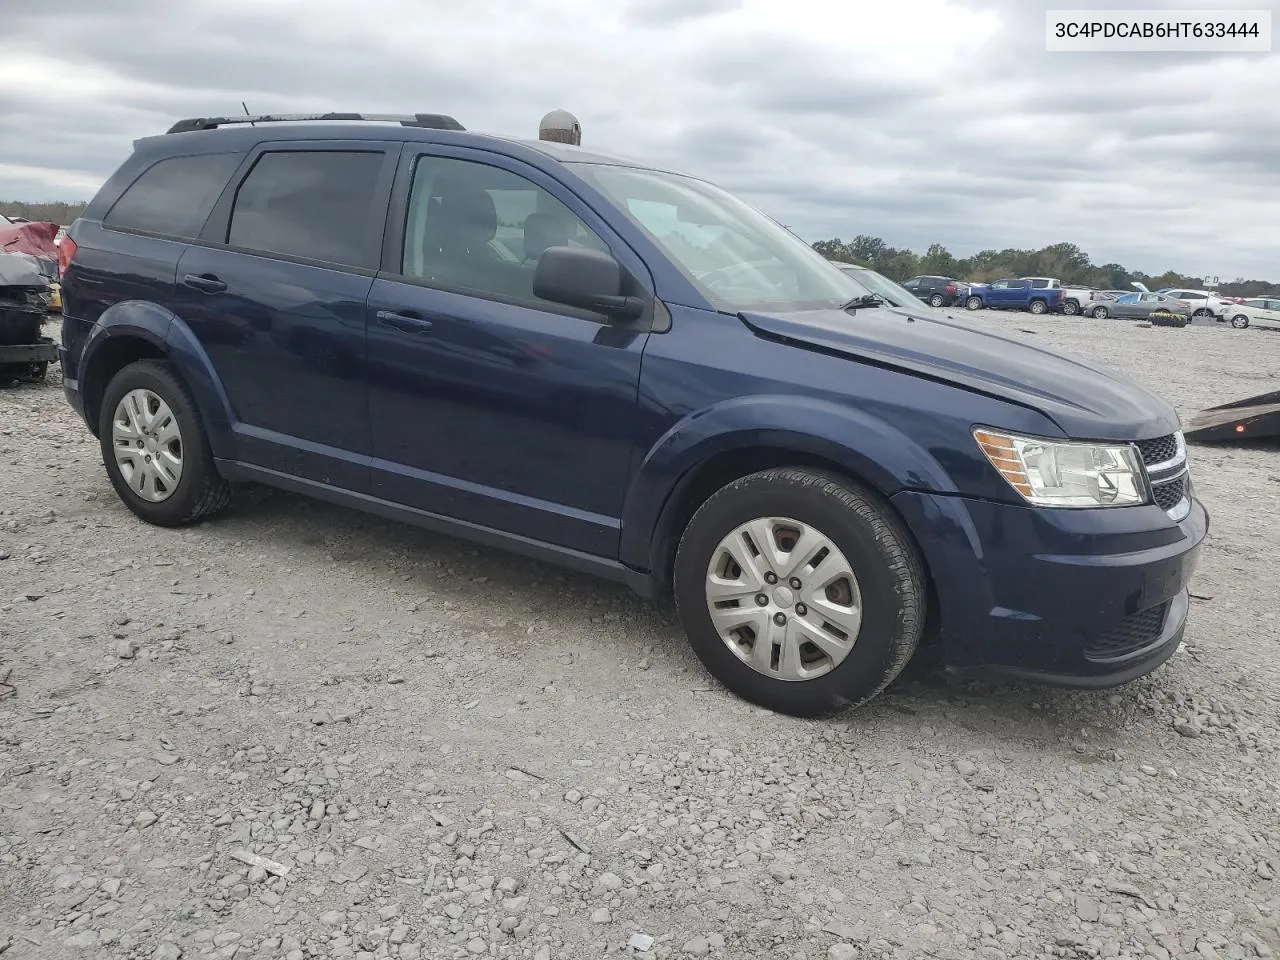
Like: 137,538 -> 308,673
1021,277 -> 1095,316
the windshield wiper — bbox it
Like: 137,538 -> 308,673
840,294 -> 883,312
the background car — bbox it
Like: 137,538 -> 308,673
901,275 -> 964,307
1222,297 -> 1280,330
1152,287 -> 1231,320
1091,292 -> 1191,320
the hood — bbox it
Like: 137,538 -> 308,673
739,304 -> 1180,440
0,221 -> 58,261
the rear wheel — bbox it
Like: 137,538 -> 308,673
928,294 -> 945,308
98,359 -> 231,527
965,296 -> 982,311
673,468 -> 926,717
1028,299 -> 1048,315
1092,306 -> 1110,319
1062,300 -> 1079,316
1231,314 -> 1250,329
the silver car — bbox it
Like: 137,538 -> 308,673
1090,292 -> 1191,320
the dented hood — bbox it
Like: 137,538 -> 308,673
0,220 -> 58,261
738,304 -> 1180,440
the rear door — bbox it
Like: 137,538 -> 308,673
1257,299 -> 1280,329
1136,293 -> 1163,317
173,141 -> 399,489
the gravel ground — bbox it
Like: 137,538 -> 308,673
1,311 -> 1279,960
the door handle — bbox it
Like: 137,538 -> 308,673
182,273 -> 227,294
376,310 -> 434,334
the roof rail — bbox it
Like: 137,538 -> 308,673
165,113 -> 465,134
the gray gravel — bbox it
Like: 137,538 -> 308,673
1,312 -> 1279,960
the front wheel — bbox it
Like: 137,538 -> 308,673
1231,314 -> 1250,329
928,294 -> 945,308
98,359 -> 232,527
1092,306 -> 1109,319
672,468 -> 926,717
965,296 -> 982,311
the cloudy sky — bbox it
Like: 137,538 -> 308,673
3,0 -> 1277,280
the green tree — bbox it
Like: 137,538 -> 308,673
918,243 -> 956,277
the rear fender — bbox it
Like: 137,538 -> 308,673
81,301 -> 234,456
619,394 -> 956,570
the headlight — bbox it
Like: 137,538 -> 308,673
973,429 -> 1147,508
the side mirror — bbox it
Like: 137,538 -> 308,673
533,246 -> 645,321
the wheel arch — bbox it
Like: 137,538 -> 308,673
620,397 -> 955,600
80,301 -> 235,455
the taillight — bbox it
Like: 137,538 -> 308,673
57,234 -> 77,278
945,283 -> 955,293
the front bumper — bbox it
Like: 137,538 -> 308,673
892,491 -> 1208,686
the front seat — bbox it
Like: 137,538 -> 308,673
420,174 -> 501,291
522,212 -> 569,263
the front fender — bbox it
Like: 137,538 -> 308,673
82,301 -> 235,458
618,394 -> 957,570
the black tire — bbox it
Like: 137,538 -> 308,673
1193,308 -> 1212,319
1028,299 -> 1048,315
672,468 -> 926,718
928,294 -> 945,308
1231,314 -> 1250,329
1062,300 -> 1079,316
965,296 -> 982,311
98,359 -> 232,527
19,361 -> 49,382
1092,306 -> 1109,319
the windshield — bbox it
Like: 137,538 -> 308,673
572,163 -> 870,312
833,264 -> 922,309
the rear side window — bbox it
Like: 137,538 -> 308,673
104,153 -> 241,238
227,151 -> 385,269
1028,278 -> 1050,288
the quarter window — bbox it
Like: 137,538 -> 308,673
105,153 -> 242,238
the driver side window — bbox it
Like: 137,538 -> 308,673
401,155 -> 608,308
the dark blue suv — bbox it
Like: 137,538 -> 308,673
58,112 -> 1207,716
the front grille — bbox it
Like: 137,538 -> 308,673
1086,602 -> 1169,661
1152,475 -> 1187,512
1136,434 -> 1178,466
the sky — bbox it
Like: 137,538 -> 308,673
2,0 -> 1276,281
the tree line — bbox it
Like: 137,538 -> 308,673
1,201 -> 87,226
813,236 -> 1277,298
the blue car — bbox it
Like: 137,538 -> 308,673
57,112 -> 1206,716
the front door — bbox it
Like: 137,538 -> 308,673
365,147 -> 653,557
174,142 -> 399,489
986,280 -> 1013,306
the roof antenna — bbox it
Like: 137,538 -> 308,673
242,101 -> 255,126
